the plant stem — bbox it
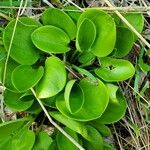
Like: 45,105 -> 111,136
30,88 -> 85,150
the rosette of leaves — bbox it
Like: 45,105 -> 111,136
0,8 -> 144,149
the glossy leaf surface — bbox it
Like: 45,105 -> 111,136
3,17 -> 40,65
12,65 -> 44,92
36,56 -> 66,98
56,78 -> 109,121
76,18 -> 96,52
31,25 -> 70,53
95,57 -> 135,82
42,8 -> 77,39
78,9 -> 116,57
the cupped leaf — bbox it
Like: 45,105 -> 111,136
31,25 -> 70,53
4,90 -> 34,112
12,65 -> 44,92
98,84 -> 127,124
95,57 -> 135,82
64,80 -> 84,114
42,8 -> 77,39
3,17 -> 40,65
83,125 -> 103,150
50,111 -> 88,139
56,78 -> 109,121
114,27 -> 134,57
1,58 -> 19,92
76,18 -> 96,52
77,9 -> 116,57
36,56 -> 66,98
33,131 -> 53,150
56,127 -> 78,150
121,13 -> 144,40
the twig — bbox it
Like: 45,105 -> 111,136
103,0 -> 150,49
30,88 -> 85,150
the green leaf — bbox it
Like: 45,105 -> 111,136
0,118 -> 31,142
121,13 -> 144,40
77,9 -> 116,57
89,121 -> 112,136
56,78 -> 109,121
42,96 -> 57,108
4,90 -> 34,112
95,57 -> 135,82
104,141 -> 115,150
138,58 -> 150,72
12,128 -> 35,150
64,80 -> 84,114
65,6 -> 81,24
36,56 -> 66,98
114,27 -> 134,57
31,25 -> 70,53
49,141 -> 59,150
98,84 -> 127,124
11,65 -> 44,92
25,100 -> 42,114
50,111 -> 88,139
33,131 -> 53,150
76,18 -> 96,52
72,65 -> 97,84
3,17 -> 40,65
42,8 -> 77,40
1,58 -> 19,92
56,127 -> 78,150
83,125 -> 103,150
78,52 -> 95,67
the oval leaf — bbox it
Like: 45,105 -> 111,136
56,78 -> 109,121
36,56 -> 66,98
64,80 -> 84,114
42,8 -> 77,40
114,27 -> 134,57
3,17 -> 40,65
0,118 -> 31,142
98,84 -> 127,124
95,57 -> 135,82
76,18 -> 96,52
4,90 -> 34,112
77,9 -> 116,57
31,25 -> 70,53
12,65 -> 44,92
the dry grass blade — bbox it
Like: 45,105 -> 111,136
0,0 -> 25,123
31,88 -> 85,150
103,0 -> 150,49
